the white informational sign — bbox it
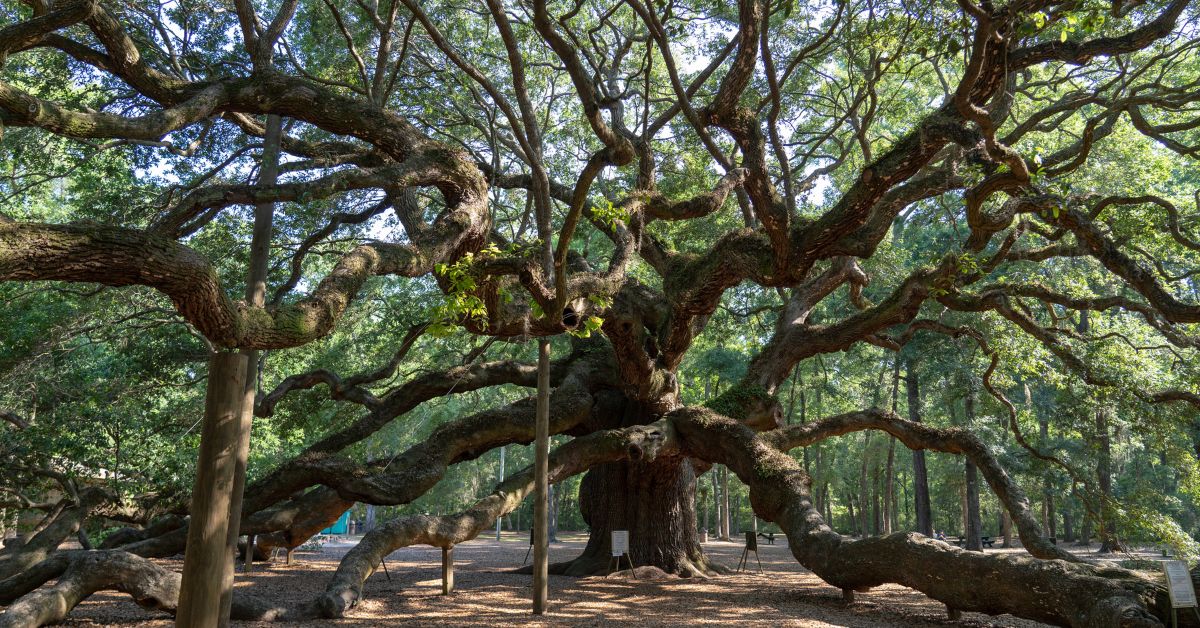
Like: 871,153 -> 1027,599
1165,560 -> 1198,608
611,530 -> 629,557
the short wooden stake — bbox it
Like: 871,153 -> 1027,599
244,535 -> 255,572
841,588 -> 855,604
442,546 -> 454,595
947,605 -> 962,620
285,548 -> 294,566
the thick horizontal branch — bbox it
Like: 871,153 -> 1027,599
669,408 -> 1169,627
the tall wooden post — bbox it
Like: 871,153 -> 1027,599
216,113 -> 283,625
496,446 -> 505,541
442,546 -> 454,594
177,352 -> 247,628
532,339 -> 550,614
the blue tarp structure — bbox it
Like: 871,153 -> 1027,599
321,510 -> 351,535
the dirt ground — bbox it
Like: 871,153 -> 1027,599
56,532 -> 1142,627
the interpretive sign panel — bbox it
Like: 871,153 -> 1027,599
611,530 -> 629,557
1165,560 -> 1197,608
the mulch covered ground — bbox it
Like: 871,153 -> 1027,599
58,532 -> 1078,627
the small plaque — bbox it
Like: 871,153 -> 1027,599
611,530 -> 629,556
1164,560 -> 1197,608
744,530 -> 757,551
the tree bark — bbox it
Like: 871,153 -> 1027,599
904,358 -> 932,536
963,384 -> 982,551
1039,413 -> 1057,541
965,460 -> 983,551
557,454 -> 714,576
1096,408 -> 1121,553
859,432 -> 872,537
1063,498 -> 1075,543
720,464 -> 731,540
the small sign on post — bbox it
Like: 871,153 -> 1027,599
611,530 -> 629,556
736,530 -> 763,574
1163,560 -> 1199,628
607,530 -> 636,579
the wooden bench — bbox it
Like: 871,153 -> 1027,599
757,532 -> 777,545
953,535 -> 996,548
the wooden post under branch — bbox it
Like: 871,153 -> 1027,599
532,338 -> 551,615
243,534 -> 256,571
176,352 -> 247,628
218,113 -> 283,625
442,546 -> 454,595
496,446 -> 505,542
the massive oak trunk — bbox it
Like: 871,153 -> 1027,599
556,455 -> 712,576
550,396 -> 717,577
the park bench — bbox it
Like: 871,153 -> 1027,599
757,532 -> 777,545
953,535 -> 996,548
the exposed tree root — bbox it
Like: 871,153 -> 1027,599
0,550 -> 316,627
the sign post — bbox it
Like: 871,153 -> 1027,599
607,530 -> 636,579
1164,560 -> 1199,628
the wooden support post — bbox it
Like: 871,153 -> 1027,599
442,546 -> 454,595
841,588 -> 855,604
532,339 -> 550,615
177,352 -> 247,628
218,112 -> 282,626
243,535 -> 255,572
947,605 -> 962,620
286,548 -> 294,566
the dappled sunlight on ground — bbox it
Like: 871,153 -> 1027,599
60,531 -> 1086,626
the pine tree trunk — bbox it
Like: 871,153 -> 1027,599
1096,409 -> 1121,553
882,438 -> 895,535
720,465 -> 730,541
859,433 -> 872,537
1039,415 -> 1056,541
965,460 -> 983,551
905,358 -> 932,536
872,471 -> 881,536
1063,500 -> 1075,543
702,472 -> 711,534
1078,509 -> 1093,546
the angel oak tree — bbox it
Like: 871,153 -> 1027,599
2,0 -> 1200,626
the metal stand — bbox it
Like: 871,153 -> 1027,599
736,531 -> 763,574
607,552 -> 637,579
